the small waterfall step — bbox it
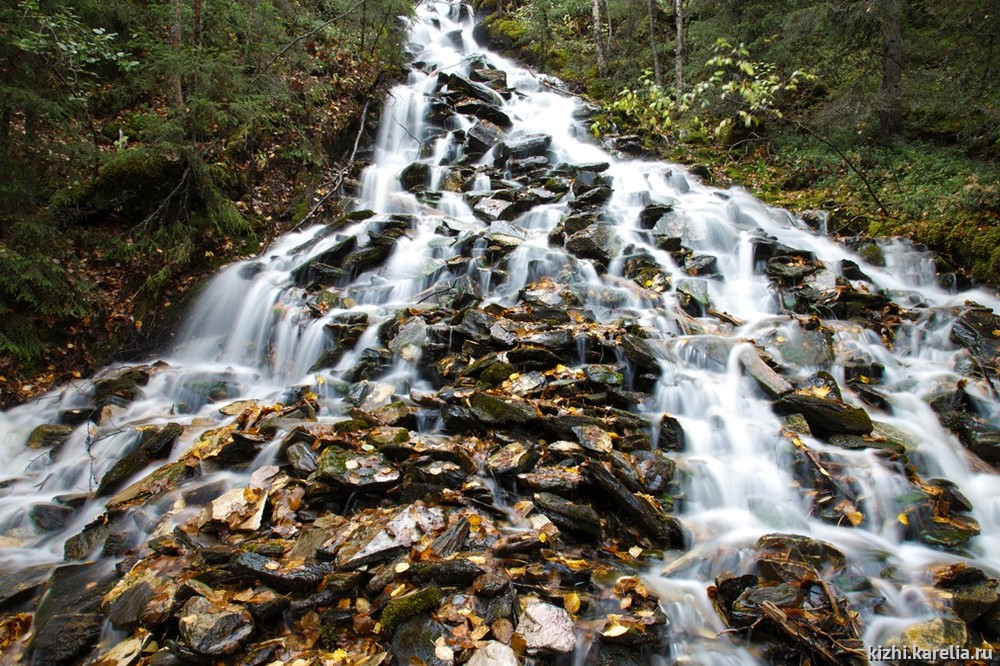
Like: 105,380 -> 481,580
1,1 -> 999,664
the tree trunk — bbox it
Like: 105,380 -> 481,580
0,105 -> 10,151
647,0 -> 661,85
193,0 -> 203,47
170,0 -> 185,110
591,0 -> 607,75
878,0 -> 903,137
674,0 -> 684,104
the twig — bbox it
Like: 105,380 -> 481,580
255,0 -> 365,79
791,120 -> 892,219
349,98 -> 372,164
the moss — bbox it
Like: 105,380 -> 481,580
479,361 -> 515,387
380,587 -> 442,635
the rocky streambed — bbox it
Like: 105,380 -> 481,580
2,1 -> 1000,665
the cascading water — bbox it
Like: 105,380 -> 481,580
2,1 -> 999,664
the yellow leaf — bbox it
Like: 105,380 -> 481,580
602,623 -> 629,637
898,512 -> 909,526
564,591 -> 581,614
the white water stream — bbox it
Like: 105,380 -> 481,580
2,2 -> 999,662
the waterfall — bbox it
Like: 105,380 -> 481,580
2,1 -> 999,664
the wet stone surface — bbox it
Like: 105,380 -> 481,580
3,3 -> 1000,666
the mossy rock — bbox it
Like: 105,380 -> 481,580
52,148 -> 184,226
380,587 -> 442,635
478,361 -> 515,387
468,392 -> 539,426
27,424 -> 74,450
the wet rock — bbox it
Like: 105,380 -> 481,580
839,258 -> 873,282
58,407 -> 96,425
676,279 -> 711,315
86,628 -> 153,666
899,476 -> 981,548
932,563 -> 999,623
26,563 -> 116,665
740,347 -> 793,398
205,485 -> 269,531
621,333 -> 660,375
316,447 -> 401,492
684,253 -> 719,276
517,465 -> 585,493
468,391 -> 540,426
64,514 -> 118,560
470,66 -> 508,90
764,255 -> 819,284
776,392 -> 873,437
346,380 -> 396,411
466,120 -> 506,157
533,491 -> 602,538
96,422 -> 184,497
455,98 -> 512,128
571,423 -> 612,454
467,640 -> 519,666
342,236 -> 395,279
757,533 -> 846,578
401,162 -> 432,191
623,248 -> 671,292
0,563 -> 54,607
390,614 -> 450,665
940,410 -> 1000,464
949,305 -> 1000,380
473,196 -> 515,222
93,366 -> 151,408
586,460 -> 684,548
102,565 -> 178,632
487,441 -> 539,475
229,552 -> 332,593
388,316 -> 428,363
884,617 -> 968,661
178,595 -> 254,656
331,503 -> 445,568
29,502 -> 75,531
343,346 -> 394,382
439,71 -> 504,107
799,371 -> 843,401
381,586 -> 443,635
637,203 -> 674,229
570,186 -> 613,210
26,424 -> 73,450
499,133 -> 551,162
518,601 -> 576,654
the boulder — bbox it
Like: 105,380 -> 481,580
178,596 -> 254,656
26,564 -> 116,665
400,162 -> 432,191
775,392 -> 873,437
26,424 -> 73,450
518,601 -> 576,654
498,134 -> 551,162
566,224 -> 621,270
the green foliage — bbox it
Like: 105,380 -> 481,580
595,40 -> 814,146
0,0 -> 412,376
0,219 -> 91,363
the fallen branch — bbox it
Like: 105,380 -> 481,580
791,120 -> 892,219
